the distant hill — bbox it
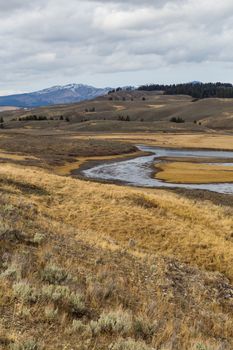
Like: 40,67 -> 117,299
190,81 -> 202,85
0,84 -> 111,108
2,90 -> 233,133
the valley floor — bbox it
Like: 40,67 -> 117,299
0,131 -> 233,349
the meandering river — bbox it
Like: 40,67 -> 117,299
82,145 -> 233,194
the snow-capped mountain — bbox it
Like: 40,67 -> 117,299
0,84 -> 111,108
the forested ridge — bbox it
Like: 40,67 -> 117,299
138,82 -> 233,98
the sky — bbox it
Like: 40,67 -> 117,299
1,0 -> 233,94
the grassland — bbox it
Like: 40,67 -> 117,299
80,132 -> 233,151
0,133 -> 136,170
1,94 -> 233,349
2,90 -> 233,133
155,162 -> 233,184
0,161 -> 233,350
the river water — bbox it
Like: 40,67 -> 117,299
82,145 -> 233,194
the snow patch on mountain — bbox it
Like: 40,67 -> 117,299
0,84 -> 112,108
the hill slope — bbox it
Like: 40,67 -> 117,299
0,160 -> 233,349
1,90 -> 233,132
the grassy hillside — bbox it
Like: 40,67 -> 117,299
0,128 -> 233,349
0,162 -> 233,349
1,91 -> 233,132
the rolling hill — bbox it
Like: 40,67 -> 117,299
1,90 -> 233,133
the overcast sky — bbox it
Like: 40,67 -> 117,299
1,0 -> 233,94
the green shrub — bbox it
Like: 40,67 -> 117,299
90,310 -> 132,335
1,263 -> 22,281
70,320 -> 92,338
13,282 -> 85,315
33,233 -> 45,245
41,264 -> 68,284
196,344 -> 210,350
72,320 -> 86,332
10,339 -> 39,350
41,285 -> 85,314
12,282 -> 38,303
41,285 -> 69,301
68,291 -> 85,314
0,222 -> 10,238
109,338 -> 154,350
44,305 -> 58,321
133,317 -> 156,339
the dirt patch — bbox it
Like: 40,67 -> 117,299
147,104 -> 165,109
113,105 -> 126,111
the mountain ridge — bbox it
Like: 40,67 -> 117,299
0,83 -> 111,108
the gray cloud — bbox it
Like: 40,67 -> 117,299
0,0 -> 46,14
0,0 -> 233,94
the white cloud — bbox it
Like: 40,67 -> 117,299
0,0 -> 233,94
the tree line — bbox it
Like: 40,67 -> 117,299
138,82 -> 233,99
16,115 -> 70,122
0,117 -> 4,129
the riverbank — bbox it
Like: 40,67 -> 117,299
54,150 -> 150,176
79,145 -> 233,195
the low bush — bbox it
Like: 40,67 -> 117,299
41,285 -> 85,314
13,282 -> 85,315
90,309 -> 132,335
33,233 -> 45,245
133,317 -> 156,340
109,338 -> 154,350
1,262 -> 22,281
41,264 -> 68,284
170,116 -> 185,123
44,305 -> 58,321
13,282 -> 38,303
10,339 -> 40,350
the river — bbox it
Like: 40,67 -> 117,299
82,145 -> 233,194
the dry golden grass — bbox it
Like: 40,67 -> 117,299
77,132 -> 233,150
0,150 -> 37,161
156,161 -> 233,184
1,162 -> 233,280
0,161 -> 233,349
1,129 -> 233,349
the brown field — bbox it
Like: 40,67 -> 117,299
156,161 -> 233,184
